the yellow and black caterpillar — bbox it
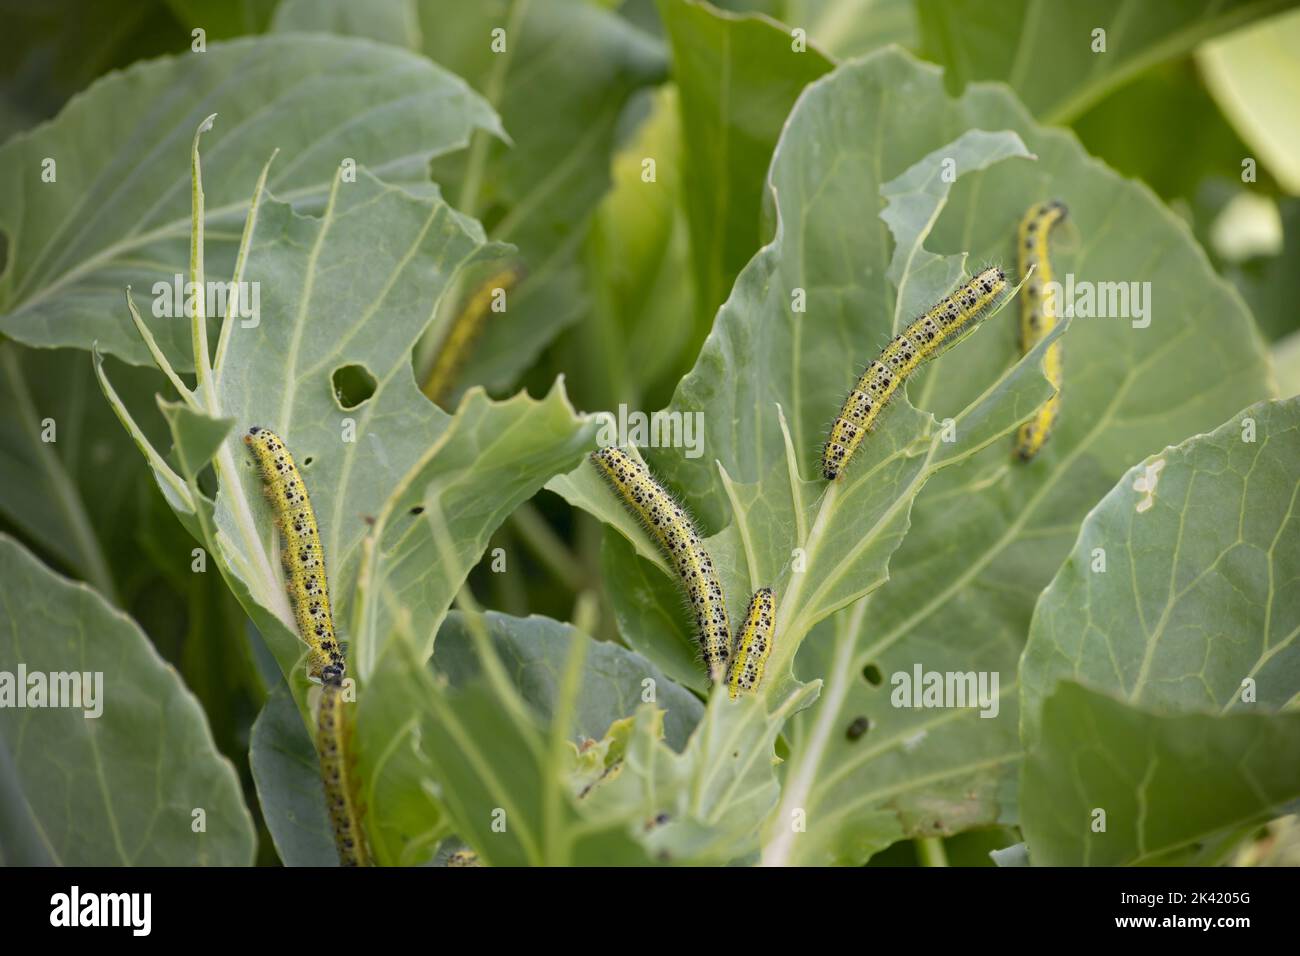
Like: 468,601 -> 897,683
244,426 -> 345,678
590,447 -> 732,683
727,587 -> 775,699
1014,201 -> 1067,461
422,264 -> 522,409
822,267 -> 1008,480
317,665 -> 369,867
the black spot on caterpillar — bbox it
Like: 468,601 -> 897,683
244,426 -> 345,678
589,447 -> 731,683
822,267 -> 1009,480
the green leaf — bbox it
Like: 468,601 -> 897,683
353,630 -> 451,866
594,680 -> 821,864
272,0 -> 422,49
248,683 -> 338,867
416,0 -> 666,398
0,534 -> 255,865
1275,330 -> 1300,398
1199,7 -> 1300,195
433,610 -> 704,750
989,841 -> 1030,866
256,580 -> 680,870
783,0 -> 918,58
96,122 -> 596,708
0,1 -> 178,143
0,345 -> 128,600
94,348 -> 199,535
349,383 -> 600,677
554,50 -> 1065,864
1021,398 -> 1300,734
559,114 -> 1042,681
358,610 -> 703,866
602,529 -> 708,692
0,343 -> 263,765
1018,397 -> 1300,864
1071,60 -> 1257,203
775,53 -> 1273,866
915,0 -> 1297,124
555,46 -> 1272,865
0,34 -> 502,368
200,167 -> 501,681
660,0 -> 833,325
156,397 -> 233,479
1022,681 -> 1300,866
578,84 -> 699,410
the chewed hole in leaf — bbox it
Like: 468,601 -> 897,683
331,364 -> 376,409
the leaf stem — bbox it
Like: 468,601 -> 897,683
510,500 -> 587,592
190,114 -> 218,410
456,0 -> 531,219
571,589 -> 600,638
124,288 -> 197,406
916,836 -> 949,867
213,146 -> 278,380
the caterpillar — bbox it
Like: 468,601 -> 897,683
822,266 -> 1009,480
422,263 -> 523,408
244,426 -> 345,678
727,587 -> 775,698
447,850 -> 482,867
590,447 -> 731,683
1014,201 -> 1067,461
316,665 -> 370,867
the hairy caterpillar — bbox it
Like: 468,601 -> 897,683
822,267 -> 1009,480
244,426 -> 345,678
1014,201 -> 1067,461
590,447 -> 731,682
727,587 -> 774,698
422,264 -> 523,408
317,666 -> 369,867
